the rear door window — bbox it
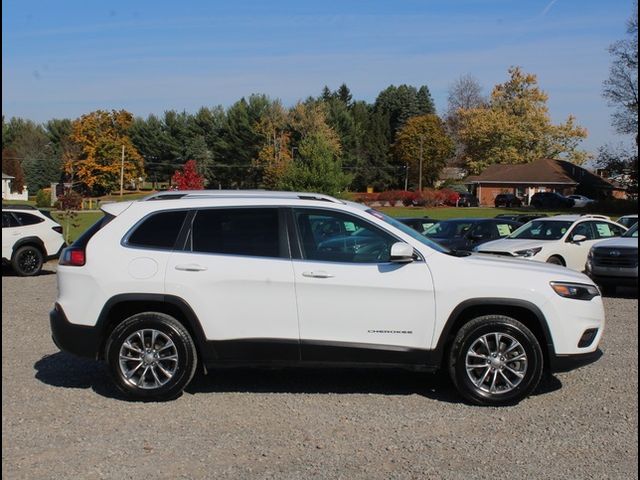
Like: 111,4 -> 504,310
2,212 -> 19,228
594,221 -> 625,239
12,212 -> 45,226
190,208 -> 284,258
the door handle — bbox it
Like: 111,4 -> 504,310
175,264 -> 208,272
302,271 -> 334,279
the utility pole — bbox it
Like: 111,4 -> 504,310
120,145 -> 125,197
404,165 -> 409,191
418,135 -> 424,192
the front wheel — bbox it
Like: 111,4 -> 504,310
448,316 -> 544,406
105,312 -> 198,400
546,255 -> 565,266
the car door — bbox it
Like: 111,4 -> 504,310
289,207 -> 435,365
563,221 -> 601,270
2,212 -> 21,259
165,207 -> 300,362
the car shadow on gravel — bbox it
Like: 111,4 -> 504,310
34,352 -> 126,400
35,352 -> 564,405
2,265 -> 56,277
603,286 -> 638,300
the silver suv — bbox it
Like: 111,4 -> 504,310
586,223 -> 638,294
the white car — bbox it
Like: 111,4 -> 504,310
586,223 -> 638,294
50,191 -> 605,406
2,205 -> 65,276
475,215 -> 627,271
567,195 -> 596,208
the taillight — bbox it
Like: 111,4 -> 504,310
59,248 -> 86,266
52,226 -> 63,234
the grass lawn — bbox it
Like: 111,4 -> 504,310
379,206 -> 572,220
51,211 -> 103,244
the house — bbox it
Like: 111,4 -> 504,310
2,172 -> 29,201
465,158 -> 627,206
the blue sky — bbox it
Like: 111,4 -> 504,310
2,0 -> 635,154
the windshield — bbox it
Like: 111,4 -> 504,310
424,220 -> 475,239
508,220 -> 574,240
623,224 -> 638,238
366,209 -> 450,253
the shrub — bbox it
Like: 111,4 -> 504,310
35,189 -> 51,208
54,190 -> 83,210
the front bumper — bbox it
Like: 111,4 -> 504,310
49,303 -> 101,359
549,349 -> 603,373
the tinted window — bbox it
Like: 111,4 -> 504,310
13,212 -> 44,226
191,208 -> 282,258
295,209 -> 395,263
127,210 -> 188,250
2,212 -> 19,228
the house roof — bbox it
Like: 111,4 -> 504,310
2,172 -> 15,180
465,158 -> 622,190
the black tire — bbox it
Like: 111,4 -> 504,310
12,245 -> 44,276
105,312 -> 198,401
448,315 -> 544,406
546,255 -> 565,266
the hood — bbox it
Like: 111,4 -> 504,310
465,253 -> 591,283
592,237 -> 638,249
476,238 -> 547,253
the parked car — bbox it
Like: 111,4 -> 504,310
567,195 -> 596,208
586,223 -> 638,294
50,190 -> 605,406
423,218 -> 522,251
495,213 -> 548,223
395,217 -> 439,235
494,194 -> 523,208
616,214 -> 638,229
456,192 -> 479,207
2,205 -> 65,276
530,192 -> 575,209
476,215 -> 627,271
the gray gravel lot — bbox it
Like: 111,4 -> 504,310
2,262 -> 638,479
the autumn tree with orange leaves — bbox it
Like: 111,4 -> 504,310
66,110 -> 144,195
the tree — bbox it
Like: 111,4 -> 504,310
394,115 -> 454,189
447,74 -> 486,117
456,67 -> 588,174
253,100 -> 293,189
596,143 -> 638,196
2,148 -> 26,192
171,159 -> 204,190
67,110 -> 144,195
603,1 -> 638,141
277,132 -> 351,197
374,84 -> 436,141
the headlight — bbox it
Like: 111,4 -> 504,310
514,247 -> 543,257
550,282 -> 600,300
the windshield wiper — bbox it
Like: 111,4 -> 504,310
447,248 -> 472,257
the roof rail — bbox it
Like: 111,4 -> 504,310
141,190 -> 344,204
579,214 -> 610,220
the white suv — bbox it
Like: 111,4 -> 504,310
2,205 -> 65,276
476,215 -> 627,271
50,191 -> 605,405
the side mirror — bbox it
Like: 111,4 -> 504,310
390,242 -> 414,263
572,234 -> 587,243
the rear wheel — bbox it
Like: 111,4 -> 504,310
105,312 -> 198,400
12,245 -> 44,276
448,316 -> 544,406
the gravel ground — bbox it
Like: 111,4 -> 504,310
2,262 -> 638,479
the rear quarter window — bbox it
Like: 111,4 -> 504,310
12,212 -> 45,226
126,210 -> 189,250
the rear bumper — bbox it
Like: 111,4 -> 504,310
549,349 -> 603,373
49,303 -> 100,359
46,243 -> 67,261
